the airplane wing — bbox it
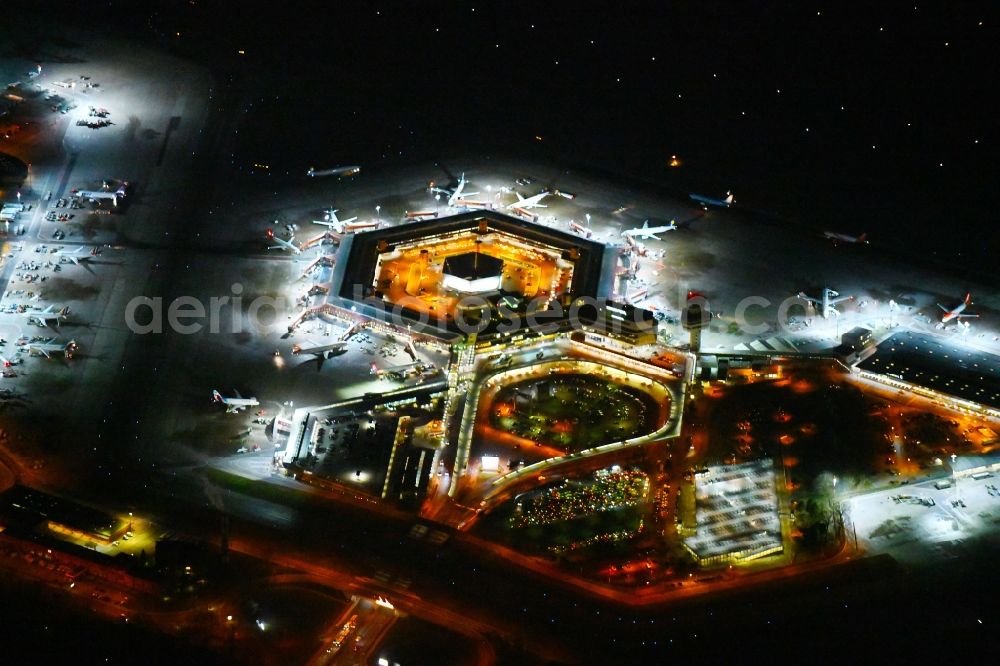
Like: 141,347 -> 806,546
937,304 -> 948,311
233,389 -> 242,399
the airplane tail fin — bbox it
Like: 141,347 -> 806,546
212,390 -> 222,402
965,292 -> 972,305
724,192 -> 734,205
858,233 -> 868,243
642,220 -> 650,229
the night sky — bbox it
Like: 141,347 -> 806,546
179,2 -> 998,264
60,2 -> 999,269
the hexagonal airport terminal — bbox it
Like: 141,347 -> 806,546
333,210 -> 618,335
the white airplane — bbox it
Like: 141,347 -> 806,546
798,288 -> 852,319
623,219 -> 677,241
824,230 -> 868,245
28,338 -> 77,358
55,246 -> 99,264
292,339 -> 348,359
505,190 -> 550,210
74,182 -> 128,206
311,208 -> 358,233
267,231 -> 302,255
23,305 -> 70,327
689,191 -> 734,208
307,165 -> 361,178
431,173 -> 479,207
939,293 -> 978,324
212,389 -> 259,413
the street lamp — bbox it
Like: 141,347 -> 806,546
375,205 -> 381,223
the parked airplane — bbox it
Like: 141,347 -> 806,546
824,230 -> 869,245
623,219 -> 677,240
292,339 -> 348,359
23,305 -> 70,327
505,190 -> 550,210
939,293 -> 978,324
74,182 -> 128,206
798,288 -> 852,319
311,208 -> 358,233
307,165 -> 361,178
212,389 -> 259,413
55,246 -> 99,264
689,191 -> 734,208
266,229 -> 302,254
431,173 -> 479,207
28,338 -> 77,358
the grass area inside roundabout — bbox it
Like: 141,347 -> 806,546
487,373 -> 662,453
